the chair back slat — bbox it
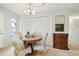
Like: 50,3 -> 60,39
43,33 -> 48,45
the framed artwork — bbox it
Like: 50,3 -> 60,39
55,15 -> 65,32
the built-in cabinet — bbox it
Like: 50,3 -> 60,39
53,15 -> 69,50
53,33 -> 69,50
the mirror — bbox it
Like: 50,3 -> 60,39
55,15 -> 65,32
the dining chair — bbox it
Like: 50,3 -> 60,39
11,34 -> 23,56
11,32 -> 31,56
31,32 -> 43,38
33,33 -> 48,55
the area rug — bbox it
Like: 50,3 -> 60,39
25,48 -> 79,56
25,50 -> 47,56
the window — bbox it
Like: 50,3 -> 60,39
10,18 -> 16,35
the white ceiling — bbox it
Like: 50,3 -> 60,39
0,3 -> 79,16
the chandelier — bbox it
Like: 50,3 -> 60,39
24,3 -> 45,15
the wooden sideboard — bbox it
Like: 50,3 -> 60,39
53,33 -> 69,50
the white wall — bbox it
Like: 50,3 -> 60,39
69,16 -> 79,43
0,10 -> 5,47
0,7 -> 20,48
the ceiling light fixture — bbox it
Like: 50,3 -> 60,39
24,3 -> 45,16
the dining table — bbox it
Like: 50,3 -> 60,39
23,36 -> 42,56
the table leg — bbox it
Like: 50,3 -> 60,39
30,44 -> 34,54
25,43 -> 36,56
25,43 -> 34,56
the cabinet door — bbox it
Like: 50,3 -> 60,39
53,34 -> 62,49
61,35 -> 68,49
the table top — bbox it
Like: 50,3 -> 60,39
23,37 -> 42,43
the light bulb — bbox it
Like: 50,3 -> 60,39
24,8 -> 35,15
24,9 -> 27,13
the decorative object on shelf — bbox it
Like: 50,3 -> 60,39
24,3 -> 45,15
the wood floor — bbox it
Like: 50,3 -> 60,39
0,40 -> 79,56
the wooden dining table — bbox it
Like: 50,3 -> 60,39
23,37 -> 42,56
